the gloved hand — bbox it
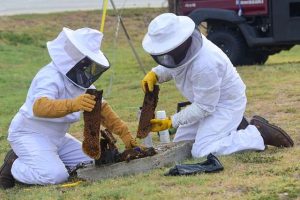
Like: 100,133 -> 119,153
141,71 -> 158,92
33,94 -> 96,118
120,134 -> 146,150
100,101 -> 145,149
70,94 -> 96,112
150,118 -> 172,132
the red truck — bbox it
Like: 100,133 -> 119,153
169,0 -> 300,65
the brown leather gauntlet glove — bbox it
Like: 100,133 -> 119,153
33,94 -> 96,118
100,101 -> 139,149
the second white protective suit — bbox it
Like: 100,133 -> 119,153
144,14 -> 265,158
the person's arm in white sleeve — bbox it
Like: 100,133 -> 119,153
171,68 -> 221,128
31,73 -> 95,118
152,65 -> 173,83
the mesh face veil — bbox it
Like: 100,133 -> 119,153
151,29 -> 202,68
152,54 -> 178,68
66,56 -> 109,89
151,37 -> 192,68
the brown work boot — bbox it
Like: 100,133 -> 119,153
0,149 -> 18,189
250,115 -> 294,148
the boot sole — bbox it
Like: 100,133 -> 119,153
250,117 -> 294,147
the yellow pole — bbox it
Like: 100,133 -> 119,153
100,0 -> 109,32
60,181 -> 83,188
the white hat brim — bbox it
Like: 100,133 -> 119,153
63,27 -> 109,67
142,16 -> 195,55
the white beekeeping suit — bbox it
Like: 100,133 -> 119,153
7,27 -> 109,184
142,13 -> 265,158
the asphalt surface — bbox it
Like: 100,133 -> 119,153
0,0 -> 167,16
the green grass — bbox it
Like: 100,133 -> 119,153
0,8 -> 299,200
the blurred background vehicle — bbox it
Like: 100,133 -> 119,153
169,0 -> 300,65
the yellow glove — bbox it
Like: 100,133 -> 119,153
141,71 -> 158,92
33,94 -> 96,118
150,118 -> 172,132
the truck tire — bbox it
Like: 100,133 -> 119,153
207,29 -> 247,66
246,52 -> 269,65
242,51 -> 269,65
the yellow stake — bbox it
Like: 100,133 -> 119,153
100,0 -> 109,33
60,181 -> 83,188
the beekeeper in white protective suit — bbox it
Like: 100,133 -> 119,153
141,13 -> 294,158
0,27 -> 141,189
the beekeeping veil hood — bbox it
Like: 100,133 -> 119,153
47,27 -> 110,89
143,13 -> 201,68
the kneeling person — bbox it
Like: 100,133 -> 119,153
141,13 -> 294,158
0,27 -> 140,189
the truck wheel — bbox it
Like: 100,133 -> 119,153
207,29 -> 247,66
252,53 -> 269,65
243,52 -> 269,65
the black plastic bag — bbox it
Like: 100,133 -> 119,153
165,153 -> 224,176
